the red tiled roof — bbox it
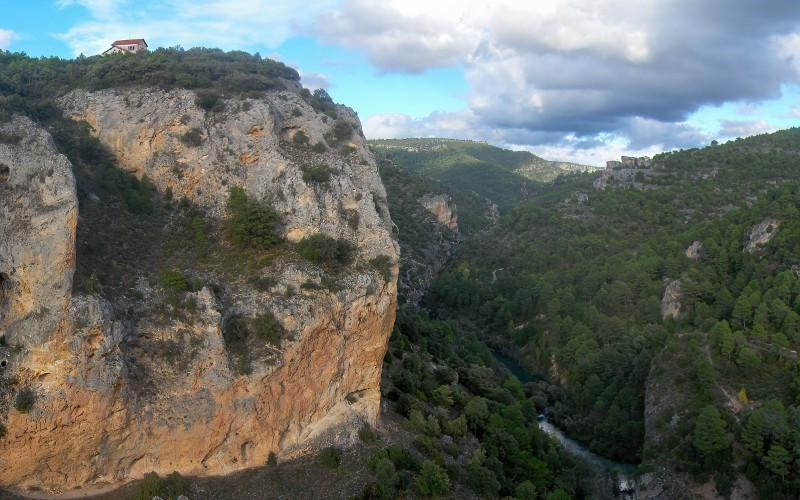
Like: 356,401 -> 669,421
111,39 -> 148,47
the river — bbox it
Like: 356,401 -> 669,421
492,352 -> 638,496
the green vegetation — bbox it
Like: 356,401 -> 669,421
159,269 -> 188,292
292,130 -> 310,146
409,127 -> 800,496
14,387 -> 35,413
180,127 -> 203,146
0,48 -> 300,122
223,311 -> 283,374
300,163 -> 331,184
367,309 -> 593,498
370,138 -> 597,213
132,471 -> 188,500
368,255 -> 394,282
225,186 -> 281,248
295,234 -> 353,267
320,446 -> 342,469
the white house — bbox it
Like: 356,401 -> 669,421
102,39 -> 148,55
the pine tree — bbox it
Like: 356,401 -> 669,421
693,405 -> 729,471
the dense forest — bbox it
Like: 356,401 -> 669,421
410,129 -> 800,497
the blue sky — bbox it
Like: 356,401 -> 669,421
2,0 -> 799,165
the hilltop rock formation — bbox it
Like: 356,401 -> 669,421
0,88 -> 398,494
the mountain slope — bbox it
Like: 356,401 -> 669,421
422,128 -> 800,498
369,138 -> 600,213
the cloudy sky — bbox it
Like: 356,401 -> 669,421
3,0 -> 800,165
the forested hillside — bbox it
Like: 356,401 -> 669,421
369,138 -> 599,213
420,129 -> 800,498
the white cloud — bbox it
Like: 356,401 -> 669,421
718,119 -> 776,139
320,0 -> 800,158
0,29 -> 15,50
297,71 -> 332,91
55,0 -> 339,56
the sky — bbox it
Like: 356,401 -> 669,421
2,0 -> 800,165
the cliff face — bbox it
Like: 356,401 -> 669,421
0,89 -> 398,494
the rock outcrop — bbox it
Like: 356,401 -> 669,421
660,279 -> 682,319
744,217 -> 780,253
685,241 -> 702,261
419,194 -> 458,231
0,88 -> 398,494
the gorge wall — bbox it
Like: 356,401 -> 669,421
0,87 -> 398,494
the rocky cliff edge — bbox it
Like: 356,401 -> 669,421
0,87 -> 398,494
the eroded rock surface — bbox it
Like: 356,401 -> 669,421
0,89 -> 399,494
419,194 -> 458,231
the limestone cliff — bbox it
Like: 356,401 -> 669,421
0,88 -> 398,494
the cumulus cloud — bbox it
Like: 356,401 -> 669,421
297,71 -> 333,91
318,0 -> 800,157
0,29 -> 15,50
718,119 -> 776,139
55,0 -> 338,56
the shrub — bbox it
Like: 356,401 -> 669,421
291,107 -> 302,117
225,186 -> 281,248
180,127 -> 203,147
346,209 -> 360,231
372,458 -> 398,500
301,163 -> 330,184
159,269 -> 188,292
311,141 -> 327,153
84,278 -> 96,294
14,388 -> 35,413
320,446 -> 342,469
252,312 -> 283,346
267,451 -> 278,466
369,255 -> 393,282
292,130 -> 310,145
386,445 -> 419,471
195,89 -> 223,111
249,275 -> 277,291
132,471 -> 187,500
295,234 -> 353,266
329,119 -> 353,145
358,424 -> 379,443
414,460 -> 450,497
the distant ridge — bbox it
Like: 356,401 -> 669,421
369,137 -> 601,212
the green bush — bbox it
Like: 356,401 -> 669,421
159,269 -> 188,292
369,255 -> 393,282
358,424 -> 379,443
180,127 -> 203,147
267,451 -> 278,466
295,234 -> 353,266
320,446 -> 342,469
14,388 -> 35,413
292,130 -> 310,145
329,119 -> 353,145
415,460 -> 450,497
225,186 -> 281,248
301,163 -> 330,184
195,89 -> 223,111
346,209 -> 360,231
312,141 -> 328,153
132,471 -> 187,500
252,312 -> 283,346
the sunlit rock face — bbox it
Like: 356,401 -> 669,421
0,89 -> 398,494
